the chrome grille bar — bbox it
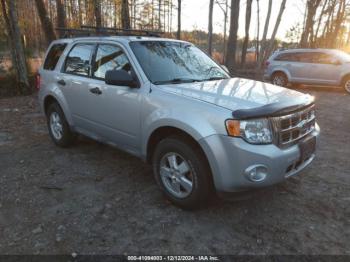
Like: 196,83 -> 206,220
272,105 -> 316,147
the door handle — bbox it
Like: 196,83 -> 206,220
89,87 -> 102,95
57,79 -> 66,86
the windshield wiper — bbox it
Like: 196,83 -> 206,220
153,78 -> 202,85
202,76 -> 229,81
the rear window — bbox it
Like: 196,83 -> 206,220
43,43 -> 67,70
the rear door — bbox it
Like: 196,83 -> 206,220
60,43 -> 96,132
273,52 -> 302,83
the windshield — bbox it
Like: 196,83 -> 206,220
130,41 -> 229,84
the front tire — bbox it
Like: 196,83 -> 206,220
272,72 -> 288,87
342,77 -> 350,94
46,103 -> 76,147
152,136 -> 213,209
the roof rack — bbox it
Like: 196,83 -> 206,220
55,26 -> 163,38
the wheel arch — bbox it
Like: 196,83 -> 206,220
271,70 -> 290,81
340,73 -> 350,85
42,93 -> 74,126
146,126 -> 207,164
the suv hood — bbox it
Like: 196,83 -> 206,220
156,78 -> 314,118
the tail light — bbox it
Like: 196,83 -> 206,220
265,61 -> 270,68
35,73 -> 41,90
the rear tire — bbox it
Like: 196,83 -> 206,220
46,103 -> 76,147
152,136 -> 213,210
271,72 -> 288,87
342,76 -> 350,94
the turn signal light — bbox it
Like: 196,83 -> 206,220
225,120 -> 241,137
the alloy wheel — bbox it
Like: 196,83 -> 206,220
50,112 -> 63,140
159,152 -> 194,198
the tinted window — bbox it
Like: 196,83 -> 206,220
43,43 -> 67,70
275,53 -> 299,62
93,44 -> 132,79
64,44 -> 94,76
298,52 -> 316,63
313,52 -> 335,64
130,41 -> 228,84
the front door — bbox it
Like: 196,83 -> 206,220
82,43 -> 142,154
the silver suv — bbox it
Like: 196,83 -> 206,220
265,48 -> 350,93
38,35 -> 320,209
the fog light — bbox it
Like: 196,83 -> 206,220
244,165 -> 268,182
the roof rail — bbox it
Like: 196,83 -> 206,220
55,26 -> 163,38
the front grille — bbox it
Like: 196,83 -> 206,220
272,105 -> 316,147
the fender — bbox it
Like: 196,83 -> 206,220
141,109 -> 223,158
41,86 -> 74,127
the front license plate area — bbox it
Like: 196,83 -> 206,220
299,136 -> 316,162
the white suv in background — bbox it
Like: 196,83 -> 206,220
264,48 -> 350,93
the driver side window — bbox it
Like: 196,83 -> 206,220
93,44 -> 132,79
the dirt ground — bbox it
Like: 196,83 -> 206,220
0,86 -> 349,255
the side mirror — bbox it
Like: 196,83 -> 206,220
105,70 -> 138,88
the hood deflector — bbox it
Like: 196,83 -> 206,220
232,97 -> 315,120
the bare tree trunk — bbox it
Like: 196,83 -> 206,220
78,0 -> 83,26
263,0 -> 287,62
329,0 -> 346,48
225,0 -> 240,73
56,0 -> 66,37
255,0 -> 260,59
0,0 -> 30,94
177,0 -> 181,39
158,0 -> 161,30
93,0 -> 102,30
257,0 -> 271,67
300,0 -> 322,48
121,0 -> 131,29
208,0 -> 214,56
241,0 -> 252,67
223,0 -> 228,63
313,0 -> 329,46
34,0 -> 56,45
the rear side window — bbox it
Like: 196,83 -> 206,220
43,43 -> 67,70
64,44 -> 95,76
274,53 -> 299,62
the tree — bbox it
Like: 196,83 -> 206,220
258,0 -> 272,67
328,0 -> 346,48
225,0 -> 240,72
34,0 -> 56,45
177,0 -> 181,39
122,0 -> 131,29
241,0 -> 253,67
313,0 -> 329,45
56,0 -> 66,38
93,0 -> 102,29
300,0 -> 322,47
208,0 -> 214,56
0,0 -> 30,94
263,0 -> 287,62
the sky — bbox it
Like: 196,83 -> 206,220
179,0 -> 305,41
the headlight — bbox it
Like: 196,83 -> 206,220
225,118 -> 273,144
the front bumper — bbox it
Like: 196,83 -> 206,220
199,125 -> 320,192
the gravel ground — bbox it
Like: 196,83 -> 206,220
0,87 -> 349,255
